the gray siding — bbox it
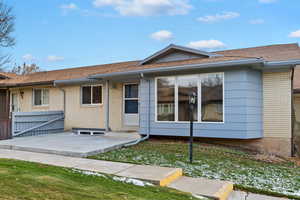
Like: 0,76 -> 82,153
12,111 -> 64,137
152,50 -> 206,64
139,69 -> 263,139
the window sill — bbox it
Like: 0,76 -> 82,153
80,104 -> 103,108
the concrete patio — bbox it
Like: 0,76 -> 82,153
0,131 -> 140,157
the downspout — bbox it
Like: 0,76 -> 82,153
53,83 -> 66,118
124,76 -> 150,147
291,67 -> 296,157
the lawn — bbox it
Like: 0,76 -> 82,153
89,140 -> 300,200
0,158 -> 199,200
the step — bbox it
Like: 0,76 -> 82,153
168,176 -> 233,200
115,165 -> 183,186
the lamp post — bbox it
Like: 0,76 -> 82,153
188,91 -> 197,164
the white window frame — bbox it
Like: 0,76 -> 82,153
33,88 -> 49,107
81,84 -> 103,106
155,72 -> 224,124
123,83 -> 139,114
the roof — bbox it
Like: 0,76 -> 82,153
139,44 -> 221,65
1,43 -> 300,87
0,72 -> 18,79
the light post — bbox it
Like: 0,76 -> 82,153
188,92 -> 197,164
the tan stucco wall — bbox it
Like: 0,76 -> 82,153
263,71 -> 292,139
9,86 -> 63,112
9,85 -> 106,131
63,85 -> 104,130
109,82 -> 123,131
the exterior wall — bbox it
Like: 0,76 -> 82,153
139,69 -> 263,139
64,85 -> 104,130
9,85 -> 105,131
10,86 -> 63,112
109,82 -> 123,131
263,71 -> 292,138
153,51 -> 206,64
108,81 -> 139,132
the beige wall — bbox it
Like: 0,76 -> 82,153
10,86 -> 63,112
64,85 -> 105,130
263,71 -> 292,139
9,85 -> 106,131
9,83 -> 135,132
109,82 -> 123,131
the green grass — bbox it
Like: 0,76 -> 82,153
89,141 -> 300,200
0,158 -> 199,200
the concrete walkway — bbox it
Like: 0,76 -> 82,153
0,149 -> 233,200
228,191 -> 289,200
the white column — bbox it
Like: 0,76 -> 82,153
104,80 -> 110,131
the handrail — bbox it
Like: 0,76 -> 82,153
13,116 -> 64,137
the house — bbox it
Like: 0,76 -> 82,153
1,43 -> 300,157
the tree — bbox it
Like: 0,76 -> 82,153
0,1 -> 15,70
11,63 -> 40,75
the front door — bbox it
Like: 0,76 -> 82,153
11,92 -> 19,112
123,83 -> 139,126
0,89 -> 11,139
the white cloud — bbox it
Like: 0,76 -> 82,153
92,0 -> 192,16
47,55 -> 65,62
258,0 -> 276,3
60,3 -> 78,10
289,30 -> 300,38
60,3 -> 78,15
197,11 -> 240,23
187,40 -> 225,50
150,30 -> 173,41
249,19 -> 265,24
22,54 -> 35,61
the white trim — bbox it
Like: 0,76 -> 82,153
32,88 -> 49,107
80,84 -> 103,106
154,72 -> 225,124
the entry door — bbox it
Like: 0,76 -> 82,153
11,93 -> 19,112
123,83 -> 139,126
0,90 -> 11,139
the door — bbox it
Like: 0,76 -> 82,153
0,89 -> 11,139
11,92 -> 19,112
123,83 -> 139,126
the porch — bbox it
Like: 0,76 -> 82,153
0,131 -> 140,157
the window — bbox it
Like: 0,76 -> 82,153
178,76 -> 198,121
124,84 -> 139,114
33,89 -> 49,106
155,73 -> 224,123
201,73 -> 223,122
156,77 -> 175,121
81,85 -> 102,105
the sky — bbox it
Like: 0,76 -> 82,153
5,0 -> 300,71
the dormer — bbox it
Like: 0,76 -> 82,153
139,44 -> 223,65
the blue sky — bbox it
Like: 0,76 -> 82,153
6,0 -> 300,70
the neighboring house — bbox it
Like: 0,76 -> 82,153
1,43 -> 300,157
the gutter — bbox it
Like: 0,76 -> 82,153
89,58 -> 265,79
264,59 -> 300,67
54,78 -> 100,86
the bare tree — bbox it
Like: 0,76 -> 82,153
0,1 -> 15,70
11,63 -> 40,75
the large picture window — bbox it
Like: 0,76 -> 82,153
156,73 -> 224,123
178,76 -> 198,121
81,85 -> 102,105
157,77 -> 175,121
201,74 -> 223,122
33,88 -> 49,106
